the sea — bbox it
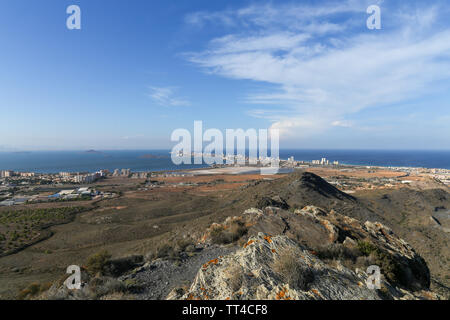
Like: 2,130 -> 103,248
0,149 -> 449,173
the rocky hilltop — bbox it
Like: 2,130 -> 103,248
167,205 -> 438,300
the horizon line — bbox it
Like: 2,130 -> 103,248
1,148 -> 450,153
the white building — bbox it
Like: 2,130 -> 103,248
0,170 -> 14,178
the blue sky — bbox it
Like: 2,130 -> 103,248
0,0 -> 449,150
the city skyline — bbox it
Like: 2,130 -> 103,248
1,0 -> 450,151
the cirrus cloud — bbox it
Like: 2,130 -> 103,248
147,86 -> 190,107
185,1 -> 450,141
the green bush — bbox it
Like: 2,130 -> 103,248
86,250 -> 112,275
357,241 -> 378,256
357,241 -> 407,288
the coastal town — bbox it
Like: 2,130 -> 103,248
1,156 -> 449,207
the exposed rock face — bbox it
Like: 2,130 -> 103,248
256,195 -> 289,210
170,233 -> 382,300
244,205 -> 431,291
170,206 -> 439,300
104,255 -> 144,277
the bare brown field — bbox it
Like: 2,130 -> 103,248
0,173 -> 271,298
307,167 -> 409,179
153,173 -> 281,184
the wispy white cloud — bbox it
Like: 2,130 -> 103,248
185,1 -> 364,34
121,134 -> 144,140
147,86 -> 190,107
185,1 -> 450,140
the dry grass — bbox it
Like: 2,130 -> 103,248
17,282 -> 52,300
272,248 -> 315,291
224,264 -> 244,292
209,219 -> 248,245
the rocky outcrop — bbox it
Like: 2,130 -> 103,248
256,195 -> 289,210
169,233 -> 383,300
170,205 -> 440,300
243,205 -> 431,291
169,232 -> 440,300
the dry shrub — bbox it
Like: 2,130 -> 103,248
316,243 -> 361,262
210,218 -> 248,245
18,282 -> 52,300
224,264 -> 244,292
149,241 -> 189,261
90,276 -> 126,298
272,248 -> 315,291
154,243 -> 175,258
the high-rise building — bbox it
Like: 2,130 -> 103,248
121,169 -> 131,176
0,170 -> 14,178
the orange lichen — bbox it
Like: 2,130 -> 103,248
310,289 -> 322,298
275,287 -> 290,300
264,235 -> 272,243
271,249 -> 276,253
243,240 -> 255,248
186,293 -> 201,300
380,228 -> 391,240
202,258 -> 220,270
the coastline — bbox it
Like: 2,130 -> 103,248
0,149 -> 450,173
